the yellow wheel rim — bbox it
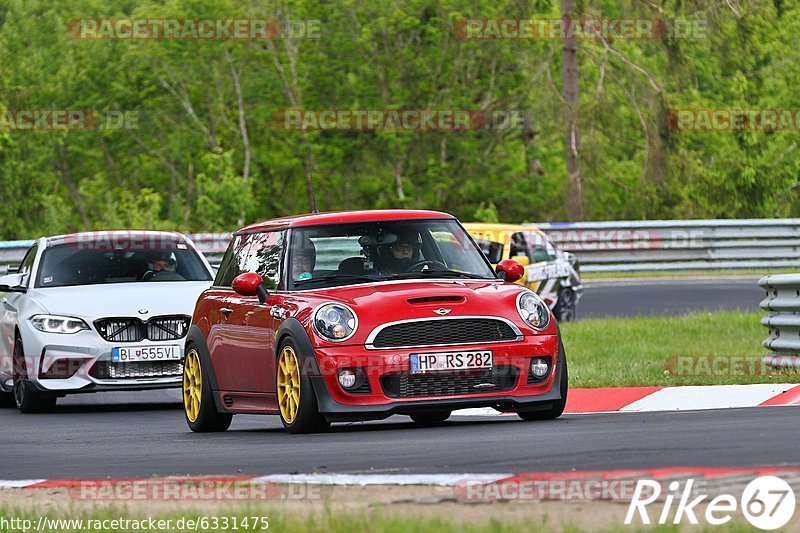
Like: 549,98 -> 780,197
277,345 -> 301,424
183,349 -> 202,423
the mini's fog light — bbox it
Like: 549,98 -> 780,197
530,358 -> 549,378
338,369 -> 357,389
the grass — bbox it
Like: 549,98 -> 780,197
581,267 -> 796,280
561,310 -> 799,388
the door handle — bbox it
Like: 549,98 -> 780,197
220,307 -> 233,316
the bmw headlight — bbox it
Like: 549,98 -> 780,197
30,314 -> 90,334
313,303 -> 357,342
517,292 -> 551,330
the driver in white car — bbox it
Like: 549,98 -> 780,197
150,255 -> 175,272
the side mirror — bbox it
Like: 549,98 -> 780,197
232,272 -> 269,304
496,259 -> 525,283
0,273 -> 26,293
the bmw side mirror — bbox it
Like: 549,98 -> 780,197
496,259 -> 525,283
0,284 -> 26,293
232,272 -> 269,304
0,273 -> 27,293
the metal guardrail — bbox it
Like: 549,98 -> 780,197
1,218 -> 800,274
0,234 -> 232,274
534,218 -> 800,272
759,274 -> 800,368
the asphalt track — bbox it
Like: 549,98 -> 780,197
579,277 -> 764,318
0,394 -> 797,478
0,278 -> 788,481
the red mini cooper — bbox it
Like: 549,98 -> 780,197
183,210 -> 568,433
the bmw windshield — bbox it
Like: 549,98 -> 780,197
288,219 -> 497,290
35,244 -> 212,288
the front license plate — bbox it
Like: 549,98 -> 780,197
410,350 -> 493,373
112,345 -> 181,363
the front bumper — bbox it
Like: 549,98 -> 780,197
12,327 -> 184,394
309,334 -> 562,421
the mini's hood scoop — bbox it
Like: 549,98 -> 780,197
406,295 -> 465,305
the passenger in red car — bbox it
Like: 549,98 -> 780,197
292,250 -> 315,281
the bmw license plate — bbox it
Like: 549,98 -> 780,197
410,350 -> 493,373
112,345 -> 181,363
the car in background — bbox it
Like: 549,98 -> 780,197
183,210 -> 568,434
464,223 -> 583,321
0,231 -> 214,412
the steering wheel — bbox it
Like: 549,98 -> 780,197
405,259 -> 447,272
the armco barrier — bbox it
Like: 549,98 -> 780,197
759,274 -> 800,369
533,218 -> 800,272
1,218 -> 800,273
0,234 -> 232,273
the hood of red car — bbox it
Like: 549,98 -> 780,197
286,279 -> 548,344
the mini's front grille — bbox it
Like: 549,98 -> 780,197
381,366 -> 518,398
370,319 -> 519,348
95,316 -> 191,343
91,361 -> 183,380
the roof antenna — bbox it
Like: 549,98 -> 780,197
311,207 -> 320,214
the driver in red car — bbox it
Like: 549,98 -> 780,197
382,230 -> 421,273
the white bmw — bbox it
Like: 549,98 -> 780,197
0,231 -> 214,412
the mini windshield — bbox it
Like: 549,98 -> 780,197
288,219 -> 497,290
35,244 -> 212,288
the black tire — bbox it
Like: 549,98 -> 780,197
183,344 -> 233,432
410,411 -> 451,425
277,338 -> 330,434
13,336 -> 57,414
553,287 -> 577,322
518,340 -> 568,421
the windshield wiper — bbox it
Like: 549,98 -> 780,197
391,270 -> 491,280
294,274 -> 379,285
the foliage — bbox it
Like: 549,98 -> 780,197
1,0 -> 799,238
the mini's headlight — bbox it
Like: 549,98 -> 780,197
30,314 -> 90,334
313,303 -> 357,342
517,292 -> 551,330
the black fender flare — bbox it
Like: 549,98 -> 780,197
275,318 -> 331,410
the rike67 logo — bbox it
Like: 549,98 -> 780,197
625,476 -> 796,530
